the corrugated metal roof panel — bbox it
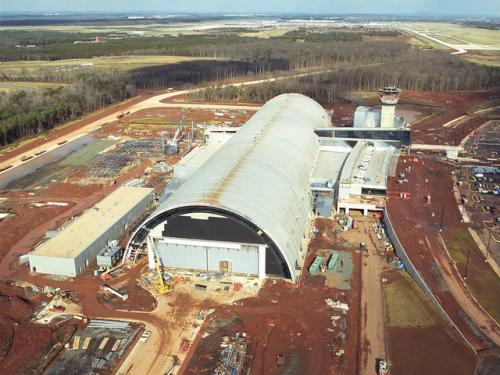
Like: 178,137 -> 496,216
141,94 -> 330,280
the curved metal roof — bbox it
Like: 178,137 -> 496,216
138,93 -> 330,281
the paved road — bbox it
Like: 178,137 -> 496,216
404,28 -> 468,54
404,28 -> 500,54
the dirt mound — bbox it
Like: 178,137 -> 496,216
0,281 -> 75,375
0,282 -> 34,362
0,293 -> 33,323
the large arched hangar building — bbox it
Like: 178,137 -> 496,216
127,94 -> 331,282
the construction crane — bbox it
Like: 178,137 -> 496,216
147,236 -> 167,295
165,116 -> 186,155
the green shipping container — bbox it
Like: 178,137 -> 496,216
327,253 -> 339,271
309,256 -> 323,274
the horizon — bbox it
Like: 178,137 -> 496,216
0,0 -> 499,17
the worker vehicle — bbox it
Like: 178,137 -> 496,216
140,330 -> 152,342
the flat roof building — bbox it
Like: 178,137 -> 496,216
337,141 -> 398,215
29,186 -> 155,277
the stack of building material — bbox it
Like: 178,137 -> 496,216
87,319 -> 130,330
327,253 -> 339,271
309,256 -> 323,275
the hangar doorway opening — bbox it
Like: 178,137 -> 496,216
147,210 -> 288,278
155,237 -> 266,278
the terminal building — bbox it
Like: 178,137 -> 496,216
127,90 -> 409,281
336,140 -> 397,215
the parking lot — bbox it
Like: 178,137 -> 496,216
465,120 -> 500,161
457,166 -> 500,262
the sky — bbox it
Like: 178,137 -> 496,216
0,0 -> 499,17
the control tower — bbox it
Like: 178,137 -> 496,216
379,86 -> 401,128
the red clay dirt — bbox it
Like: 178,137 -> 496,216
0,159 -> 153,278
184,218 -> 362,375
403,89 -> 500,145
386,154 -> 500,351
0,281 -> 76,375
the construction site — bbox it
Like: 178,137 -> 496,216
0,78 -> 499,375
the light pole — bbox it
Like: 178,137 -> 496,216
464,247 -> 472,280
439,205 -> 445,232
485,233 -> 492,262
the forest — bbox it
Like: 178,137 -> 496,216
188,45 -> 500,103
0,28 -> 499,147
0,73 -> 130,146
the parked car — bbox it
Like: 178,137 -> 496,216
139,330 -> 152,342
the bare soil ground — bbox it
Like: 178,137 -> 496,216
384,271 -> 475,375
404,89 -> 500,145
386,154 -> 500,350
0,281 -> 77,375
184,218 -> 362,375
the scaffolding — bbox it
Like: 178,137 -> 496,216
87,154 -> 132,178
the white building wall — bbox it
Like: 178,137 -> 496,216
380,105 -> 396,128
29,255 -> 76,276
353,106 -> 369,128
354,107 -> 380,128
365,109 -> 381,128
28,189 -> 155,277
156,237 -> 264,276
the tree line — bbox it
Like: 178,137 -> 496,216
188,48 -> 500,104
0,58 -> 289,146
1,30 -> 499,147
0,73 -> 131,146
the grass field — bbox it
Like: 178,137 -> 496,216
443,227 -> 500,323
471,98 -> 500,112
403,34 -> 449,50
384,271 -> 475,375
465,51 -> 500,67
0,55 -> 209,78
59,138 -> 116,167
0,81 -> 67,93
0,22 -> 207,35
238,28 -> 293,38
384,271 -> 438,328
0,20 -> 277,36
406,22 -> 500,46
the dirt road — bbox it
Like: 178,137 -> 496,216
355,218 -> 388,375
